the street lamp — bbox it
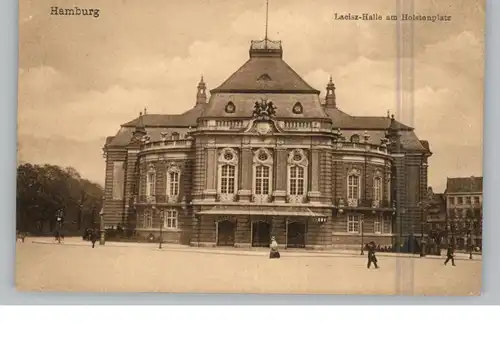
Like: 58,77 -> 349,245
159,209 -> 165,249
56,209 -> 63,243
360,217 -> 365,255
417,189 -> 433,257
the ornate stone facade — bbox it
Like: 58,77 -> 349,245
102,38 -> 431,249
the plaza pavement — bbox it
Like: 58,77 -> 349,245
28,236 -> 479,260
16,238 -> 482,295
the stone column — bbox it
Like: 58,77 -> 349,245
273,148 -> 287,203
307,148 -> 321,204
238,147 -> 253,202
203,146 -> 217,201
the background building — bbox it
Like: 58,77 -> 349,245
444,176 -> 483,249
102,38 -> 431,249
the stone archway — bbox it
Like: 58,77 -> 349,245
287,221 -> 306,248
252,221 -> 271,247
217,220 -> 235,247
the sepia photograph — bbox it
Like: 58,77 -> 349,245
16,0 -> 484,295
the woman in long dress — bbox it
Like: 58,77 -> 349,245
269,236 -> 280,259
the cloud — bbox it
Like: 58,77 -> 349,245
17,0 -> 485,191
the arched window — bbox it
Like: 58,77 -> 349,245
171,132 -> 180,141
373,175 -> 382,201
350,134 -> 360,143
220,164 -> 236,194
217,148 -> 239,201
253,148 -> 273,203
347,169 -> 360,200
287,149 -> 308,202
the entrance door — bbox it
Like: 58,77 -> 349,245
252,221 -> 271,247
287,222 -> 306,248
217,220 -> 235,247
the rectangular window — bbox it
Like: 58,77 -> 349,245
143,212 -> 152,228
448,197 -> 454,205
373,177 -> 382,201
386,176 -> 391,202
146,172 -> 156,197
473,196 -> 480,205
112,161 -> 125,200
347,175 -> 359,200
465,196 -> 471,205
221,165 -> 236,194
383,217 -> 392,233
374,216 -> 382,234
457,197 -> 463,205
255,165 -> 270,195
347,215 -> 360,233
164,210 -> 178,229
289,166 -> 305,195
169,171 -> 180,196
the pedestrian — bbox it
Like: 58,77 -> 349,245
444,243 -> 456,266
269,236 -> 280,259
367,241 -> 379,269
91,229 -> 98,248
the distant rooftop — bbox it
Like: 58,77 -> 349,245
446,176 -> 483,194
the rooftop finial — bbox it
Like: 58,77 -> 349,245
143,107 -> 148,115
387,109 -> 390,118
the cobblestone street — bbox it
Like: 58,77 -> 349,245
16,240 -> 481,295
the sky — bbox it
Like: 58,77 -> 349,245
17,0 -> 484,192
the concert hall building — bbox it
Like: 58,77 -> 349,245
102,38 -> 432,249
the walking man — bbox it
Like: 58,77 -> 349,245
91,229 -> 99,248
367,241 -> 379,269
444,243 -> 456,266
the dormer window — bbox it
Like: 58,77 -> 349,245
225,101 -> 236,114
171,132 -> 180,141
257,73 -> 272,81
292,102 -> 303,114
350,134 -> 360,143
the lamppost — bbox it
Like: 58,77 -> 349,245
159,209 -> 165,249
55,209 -> 63,243
467,207 -> 474,260
360,217 -> 365,255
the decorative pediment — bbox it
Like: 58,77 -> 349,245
348,168 -> 361,176
257,73 -> 272,81
218,148 -> 239,165
166,162 -> 182,173
147,163 -> 156,172
253,148 -> 273,165
287,149 -> 308,166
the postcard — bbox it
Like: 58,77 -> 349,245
16,0 -> 484,295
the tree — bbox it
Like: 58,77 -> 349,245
17,163 -> 104,234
